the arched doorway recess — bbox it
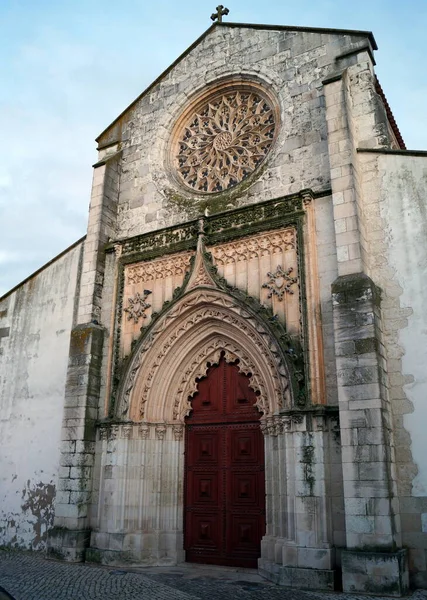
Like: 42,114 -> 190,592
184,356 -> 265,567
99,286 -> 299,568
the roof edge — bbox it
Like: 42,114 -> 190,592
218,21 -> 377,49
95,22 -> 217,144
95,20 -> 377,144
374,76 -> 406,149
0,236 -> 86,303
357,148 -> 427,157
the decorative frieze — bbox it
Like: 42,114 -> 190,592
259,410 -> 339,435
97,422 -> 188,442
126,253 -> 192,285
260,414 -> 307,435
110,192 -> 310,261
210,228 -> 296,265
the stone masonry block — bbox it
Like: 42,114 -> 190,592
47,527 -> 91,562
342,549 -> 409,596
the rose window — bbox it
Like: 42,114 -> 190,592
174,88 -> 277,193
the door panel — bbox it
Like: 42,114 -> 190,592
184,357 -> 265,567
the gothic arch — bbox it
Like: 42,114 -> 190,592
117,287 -> 294,422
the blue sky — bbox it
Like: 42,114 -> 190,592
0,0 -> 425,296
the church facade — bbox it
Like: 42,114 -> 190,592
1,18 -> 427,594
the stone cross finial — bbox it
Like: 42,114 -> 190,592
211,5 -> 229,22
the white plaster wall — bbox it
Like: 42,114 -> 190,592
0,242 -> 83,548
379,155 -> 427,496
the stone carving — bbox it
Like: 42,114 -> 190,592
138,424 -> 150,439
259,414 -> 306,436
120,223 -> 196,258
109,425 -> 120,440
116,194 -> 304,260
210,229 -> 296,265
282,416 -> 292,432
114,243 -> 122,258
173,425 -> 184,441
155,425 -> 167,440
292,414 -> 305,426
260,420 -> 269,436
118,288 -> 291,421
211,5 -> 229,22
176,89 -> 276,192
262,265 -> 298,300
173,337 -> 273,420
122,425 -> 132,439
186,235 -> 216,291
99,427 -> 108,441
314,415 -> 326,431
124,290 -> 152,323
126,253 -> 192,285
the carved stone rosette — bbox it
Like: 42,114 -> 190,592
170,82 -> 279,193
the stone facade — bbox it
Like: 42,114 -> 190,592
1,19 -> 427,595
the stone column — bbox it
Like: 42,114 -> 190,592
259,411 -> 340,590
324,53 -> 409,595
332,274 -> 408,595
47,147 -> 120,561
47,323 -> 104,560
86,422 -> 185,566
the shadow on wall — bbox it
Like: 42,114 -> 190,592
0,586 -> 16,600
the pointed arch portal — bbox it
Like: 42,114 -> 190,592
118,287 -> 293,422
103,285 -> 303,569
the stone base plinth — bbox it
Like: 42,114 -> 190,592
258,558 -> 336,590
86,531 -> 185,566
47,528 -> 90,562
342,549 -> 409,596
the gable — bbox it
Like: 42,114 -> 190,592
96,21 -> 376,148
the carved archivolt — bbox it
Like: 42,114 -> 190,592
126,253 -> 192,285
210,229 -> 296,265
118,288 -> 291,422
174,337 -> 273,421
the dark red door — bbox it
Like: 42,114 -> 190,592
184,357 -> 265,568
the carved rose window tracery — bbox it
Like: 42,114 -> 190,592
173,86 -> 278,193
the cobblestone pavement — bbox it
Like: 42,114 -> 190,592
1,551 -> 427,600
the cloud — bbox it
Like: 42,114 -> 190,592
1,1 -> 426,297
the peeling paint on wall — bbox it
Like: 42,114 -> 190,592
0,242 -> 83,550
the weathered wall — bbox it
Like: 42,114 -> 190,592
0,241 -> 83,549
378,154 -> 427,497
358,150 -> 427,584
96,26 -> 376,239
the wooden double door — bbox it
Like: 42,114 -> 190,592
184,357 -> 265,568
